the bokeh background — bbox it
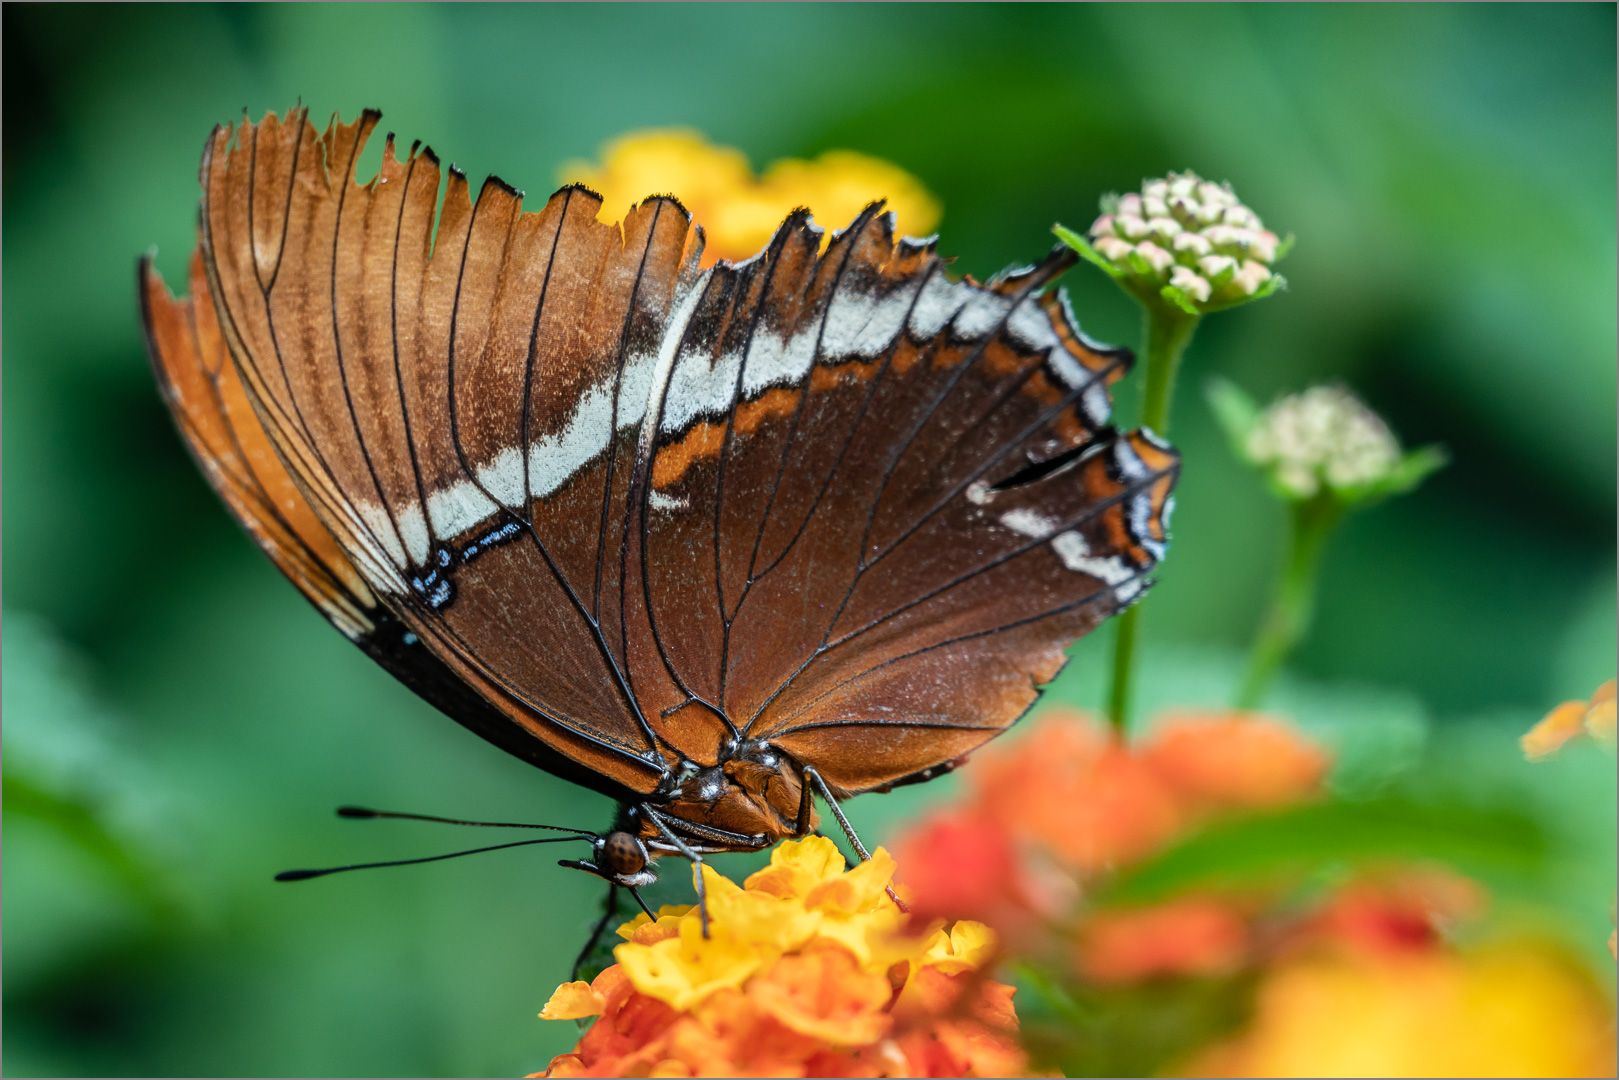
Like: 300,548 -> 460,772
3,4 -> 1614,1076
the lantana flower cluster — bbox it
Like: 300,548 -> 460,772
1083,171 -> 1284,312
1209,378 -> 1447,509
1244,385 -> 1402,498
535,837 -> 1028,1078
562,130 -> 941,264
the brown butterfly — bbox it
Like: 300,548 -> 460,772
141,106 -> 1178,930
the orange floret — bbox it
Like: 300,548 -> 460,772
969,710 -> 1184,873
1143,711 -> 1330,811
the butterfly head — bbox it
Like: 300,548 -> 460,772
560,829 -> 657,889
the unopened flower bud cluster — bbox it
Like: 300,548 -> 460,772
1246,386 -> 1401,498
1090,172 -> 1280,306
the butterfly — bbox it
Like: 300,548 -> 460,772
141,106 -> 1178,929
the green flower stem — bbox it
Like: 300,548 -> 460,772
1234,495 -> 1342,710
1105,302 -> 1198,737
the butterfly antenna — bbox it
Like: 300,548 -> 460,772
335,805 -> 590,833
275,834 -> 594,882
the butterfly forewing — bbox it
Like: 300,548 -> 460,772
142,248 -> 378,640
167,107 -> 1177,822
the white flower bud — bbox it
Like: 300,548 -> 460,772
1134,241 -> 1175,276
1233,260 -> 1273,296
1170,265 -> 1211,303
1094,235 -> 1134,262
1168,174 -> 1199,200
1172,232 -> 1212,258
1198,254 -> 1237,284
1117,193 -> 1144,217
1248,230 -> 1280,264
1222,205 -> 1258,228
1089,213 -> 1115,239
1147,216 -> 1183,241
1117,215 -> 1151,241
1143,179 -> 1169,201
1198,180 -> 1235,208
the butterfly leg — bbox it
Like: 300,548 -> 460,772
800,766 -> 909,912
639,805 -> 713,938
800,766 -> 871,859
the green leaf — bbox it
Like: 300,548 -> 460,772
1017,963 -> 1256,1078
1096,793 -> 1554,908
1326,443 -> 1449,507
1381,444 -> 1450,495
2,611 -> 200,990
1052,223 -> 1123,280
1199,271 -> 1288,314
1205,376 -> 1261,458
1158,283 -> 1204,317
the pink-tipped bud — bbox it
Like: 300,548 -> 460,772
1170,265 -> 1212,304
1094,235 -> 1134,262
1077,170 -> 1286,312
1117,215 -> 1151,241
1198,254 -> 1238,285
1233,260 -> 1273,296
1135,241 -> 1175,276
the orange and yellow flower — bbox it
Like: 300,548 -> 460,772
535,837 -> 1029,1078
561,129 -> 942,264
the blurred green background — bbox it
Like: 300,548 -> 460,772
3,3 -> 1614,1076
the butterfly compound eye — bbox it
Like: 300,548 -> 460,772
600,831 -> 647,877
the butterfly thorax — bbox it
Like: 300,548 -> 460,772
650,741 -> 814,849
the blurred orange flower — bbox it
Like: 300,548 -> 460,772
964,714 -> 1183,875
1142,710 -> 1330,812
1523,679 -> 1617,759
891,808 -> 1070,934
560,129 -> 942,264
896,708 -> 1329,937
535,837 -> 1031,1078
887,708 -> 1615,1078
1077,896 -> 1251,984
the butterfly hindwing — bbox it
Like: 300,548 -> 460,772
634,214 -> 1175,794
